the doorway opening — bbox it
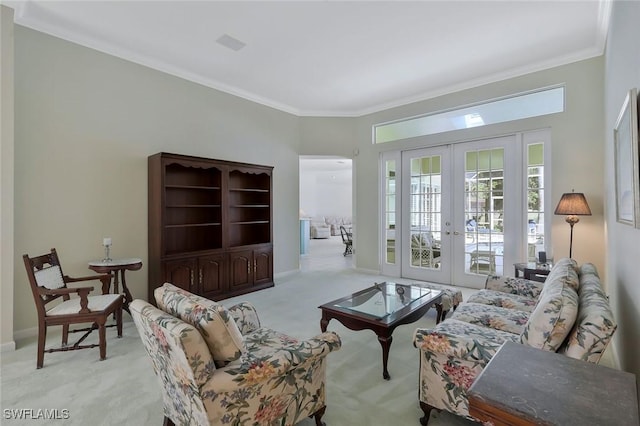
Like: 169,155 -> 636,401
299,156 -> 354,271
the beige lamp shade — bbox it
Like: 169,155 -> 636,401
554,191 -> 591,258
554,192 -> 592,216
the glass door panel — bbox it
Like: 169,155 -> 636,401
453,136 -> 519,288
401,146 -> 451,283
384,160 -> 396,265
464,148 -> 505,276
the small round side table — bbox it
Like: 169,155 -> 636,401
88,258 -> 142,312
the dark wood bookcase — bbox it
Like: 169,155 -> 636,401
148,153 -> 273,302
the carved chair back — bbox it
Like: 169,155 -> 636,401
23,248 -> 69,316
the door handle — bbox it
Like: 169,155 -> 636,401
454,231 -> 460,235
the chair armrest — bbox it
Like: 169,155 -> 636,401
65,274 -> 112,294
485,275 -> 545,299
65,274 -> 111,283
207,331 -> 342,392
40,286 -> 94,313
227,302 -> 261,335
40,286 -> 94,296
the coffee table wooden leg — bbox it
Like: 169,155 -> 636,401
377,334 -> 393,380
320,316 -> 330,333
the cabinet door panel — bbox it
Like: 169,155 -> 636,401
200,253 -> 227,298
164,259 -> 197,293
229,250 -> 252,289
254,248 -> 273,286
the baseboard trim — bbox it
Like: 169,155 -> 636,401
14,326 -> 38,342
275,269 -> 299,280
0,340 -> 16,352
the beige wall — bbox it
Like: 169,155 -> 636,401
5,7 -> 638,379
352,57 -> 605,275
1,5 -> 15,350
604,1 -> 640,378
12,26 -> 302,335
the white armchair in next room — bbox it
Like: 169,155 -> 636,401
310,217 -> 331,239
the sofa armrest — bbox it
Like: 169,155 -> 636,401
227,302 -> 261,335
206,331 -> 342,392
485,275 -> 545,299
413,320 -> 514,365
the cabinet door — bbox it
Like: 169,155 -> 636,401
253,247 -> 273,286
229,249 -> 253,290
164,258 -> 198,293
199,253 -> 227,299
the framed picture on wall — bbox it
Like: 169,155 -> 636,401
613,87 -> 639,227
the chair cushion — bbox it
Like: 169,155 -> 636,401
155,283 -> 245,367
467,289 -> 538,312
519,270 -> 579,351
484,276 -> 545,299
450,302 -> 530,335
34,265 -> 65,289
46,294 -> 122,316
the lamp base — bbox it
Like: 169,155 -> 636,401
565,215 -> 580,226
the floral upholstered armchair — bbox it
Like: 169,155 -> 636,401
131,283 -> 342,426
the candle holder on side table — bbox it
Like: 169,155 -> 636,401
102,237 -> 112,262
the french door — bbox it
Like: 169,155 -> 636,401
388,135 -> 521,288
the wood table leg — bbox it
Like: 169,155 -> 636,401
377,334 -> 393,380
119,270 -> 133,313
112,270 -> 120,294
320,316 -> 330,333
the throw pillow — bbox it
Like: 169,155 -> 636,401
520,273 -> 579,351
155,283 -> 245,367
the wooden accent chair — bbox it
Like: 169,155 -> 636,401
23,248 -> 124,368
340,225 -> 353,256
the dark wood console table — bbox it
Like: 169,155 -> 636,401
468,342 -> 639,425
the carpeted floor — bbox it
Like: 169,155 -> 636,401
1,237 -> 478,425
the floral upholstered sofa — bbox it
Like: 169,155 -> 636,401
131,283 -> 342,426
413,258 -> 616,425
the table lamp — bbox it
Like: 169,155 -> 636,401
554,191 -> 591,258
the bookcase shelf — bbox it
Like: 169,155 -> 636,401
148,153 -> 273,301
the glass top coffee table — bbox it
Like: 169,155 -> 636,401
318,282 -> 442,380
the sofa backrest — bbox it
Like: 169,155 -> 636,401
557,263 -> 617,363
155,283 -> 246,368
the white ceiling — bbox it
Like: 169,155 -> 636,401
6,1 -> 610,117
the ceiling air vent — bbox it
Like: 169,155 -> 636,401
216,34 -> 246,52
